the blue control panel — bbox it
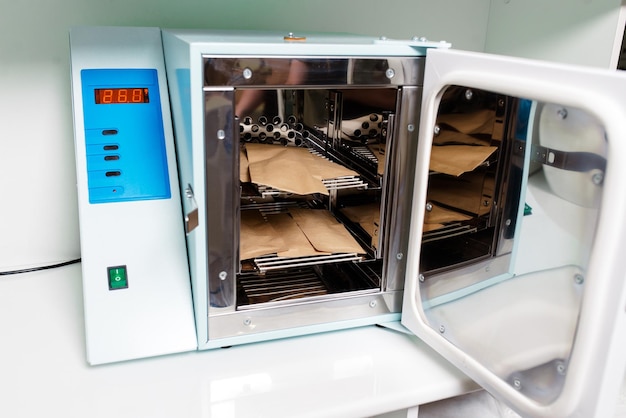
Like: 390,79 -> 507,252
81,69 -> 171,203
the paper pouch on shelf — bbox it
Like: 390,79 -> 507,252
240,210 -> 288,260
436,109 -> 495,135
432,110 -> 497,146
289,208 -> 365,254
433,130 -> 491,146
367,143 -> 386,176
245,143 -> 357,195
340,203 -> 380,247
306,152 -> 359,181
430,145 -> 497,177
423,223 -> 445,233
428,172 -> 494,216
424,202 -> 473,226
265,213 -> 331,257
240,148 -> 251,183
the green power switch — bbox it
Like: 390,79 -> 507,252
108,266 -> 128,290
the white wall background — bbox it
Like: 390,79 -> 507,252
485,0 -> 624,68
0,0 -> 491,271
0,0 -> 623,271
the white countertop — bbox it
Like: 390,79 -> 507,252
0,263 -> 479,418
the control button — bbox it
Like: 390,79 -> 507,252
108,266 -> 128,290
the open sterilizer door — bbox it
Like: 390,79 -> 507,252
401,48 -> 626,418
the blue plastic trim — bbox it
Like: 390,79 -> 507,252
81,68 -> 171,204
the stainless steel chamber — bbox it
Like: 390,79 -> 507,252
162,31 -> 528,348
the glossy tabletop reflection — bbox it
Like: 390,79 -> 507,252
0,263 -> 477,418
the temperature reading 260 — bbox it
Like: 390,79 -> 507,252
95,88 -> 150,104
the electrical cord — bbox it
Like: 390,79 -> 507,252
0,258 -> 81,276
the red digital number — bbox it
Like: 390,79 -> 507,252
95,88 -> 149,104
131,89 -> 143,103
117,89 -> 128,103
101,89 -> 113,104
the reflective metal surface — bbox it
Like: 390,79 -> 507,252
420,86 -> 523,275
202,56 -> 424,339
381,86 -> 422,291
204,56 -> 425,87
204,89 -> 237,308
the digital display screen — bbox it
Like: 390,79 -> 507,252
95,88 -> 150,104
